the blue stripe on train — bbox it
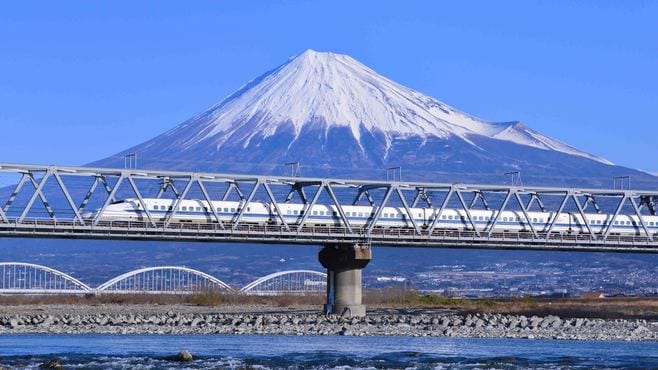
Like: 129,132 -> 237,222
118,209 -> 656,230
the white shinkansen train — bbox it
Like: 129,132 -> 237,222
87,198 -> 658,236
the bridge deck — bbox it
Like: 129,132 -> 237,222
1,218 -> 656,253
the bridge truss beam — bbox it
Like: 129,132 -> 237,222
0,163 -> 656,252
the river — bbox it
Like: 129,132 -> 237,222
0,334 -> 656,368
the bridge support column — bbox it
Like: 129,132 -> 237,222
319,244 -> 371,317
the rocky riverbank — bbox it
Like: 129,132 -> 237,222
0,304 -> 656,341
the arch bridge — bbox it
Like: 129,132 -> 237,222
0,263 -> 326,296
241,270 -> 327,295
0,262 -> 92,294
96,266 -> 234,294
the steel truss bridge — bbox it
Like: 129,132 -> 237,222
0,262 -> 326,295
0,163 -> 657,253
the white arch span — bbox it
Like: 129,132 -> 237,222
240,270 -> 327,293
0,262 -> 93,293
97,266 -> 235,292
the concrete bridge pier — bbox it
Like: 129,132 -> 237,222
319,244 -> 371,317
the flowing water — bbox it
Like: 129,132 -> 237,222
0,334 -> 656,369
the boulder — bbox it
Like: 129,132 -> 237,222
171,349 -> 194,362
39,358 -> 63,369
9,318 -> 19,329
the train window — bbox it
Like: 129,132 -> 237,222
246,207 -> 250,212
196,207 -> 201,212
448,215 -> 453,220
503,217 -> 508,222
231,208 -> 236,213
293,210 -> 299,215
533,218 -> 537,223
333,211 -> 338,216
182,206 -> 187,211
358,212 -> 363,217
159,205 -> 164,210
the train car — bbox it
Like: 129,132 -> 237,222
88,198 -> 658,236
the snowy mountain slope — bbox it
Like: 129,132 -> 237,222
158,49 -> 610,164
90,49 -> 658,187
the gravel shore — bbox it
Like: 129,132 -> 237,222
0,304 -> 656,341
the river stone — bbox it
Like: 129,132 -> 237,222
173,349 -> 193,362
39,358 -> 63,369
39,316 -> 54,328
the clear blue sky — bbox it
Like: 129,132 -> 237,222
1,1 -> 656,173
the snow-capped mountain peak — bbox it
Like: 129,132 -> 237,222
150,49 -> 611,165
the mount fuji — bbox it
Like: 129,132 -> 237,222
92,49 -> 656,187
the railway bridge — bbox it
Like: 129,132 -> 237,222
0,163 -> 657,316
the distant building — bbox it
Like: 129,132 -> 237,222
582,292 -> 606,299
